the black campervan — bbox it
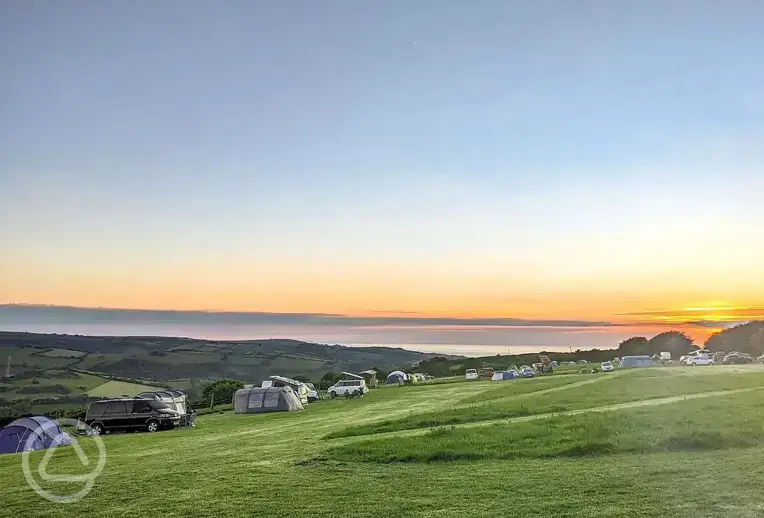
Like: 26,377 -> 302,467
85,398 -> 182,435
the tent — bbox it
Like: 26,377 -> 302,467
267,376 -> 309,404
619,355 -> 655,368
135,390 -> 187,414
491,370 -> 518,381
386,371 -> 408,385
0,416 -> 73,455
233,386 -> 304,414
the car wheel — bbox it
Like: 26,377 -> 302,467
90,423 -> 103,436
330,391 -> 337,398
146,420 -> 160,433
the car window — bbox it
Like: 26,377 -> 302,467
133,401 -> 152,414
148,400 -> 170,411
88,402 -> 107,416
105,401 -> 126,415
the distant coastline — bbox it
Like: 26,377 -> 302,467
0,303 -> 670,356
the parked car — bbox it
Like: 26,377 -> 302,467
601,361 -> 614,372
687,355 -> 714,366
680,350 -> 710,365
85,398 -> 182,435
465,369 -> 479,380
327,379 -> 369,398
519,367 -> 536,378
577,360 -> 589,365
723,353 -> 753,365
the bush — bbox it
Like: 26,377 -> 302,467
201,379 -> 244,408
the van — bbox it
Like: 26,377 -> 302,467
85,398 -> 182,435
327,379 -> 368,398
465,369 -> 478,380
267,376 -> 310,405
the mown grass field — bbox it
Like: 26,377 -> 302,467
2,372 -> 110,401
2,366 -> 764,517
84,380 -> 164,398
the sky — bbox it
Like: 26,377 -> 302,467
1,1 -> 763,354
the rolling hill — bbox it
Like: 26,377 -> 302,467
0,332 -> 452,383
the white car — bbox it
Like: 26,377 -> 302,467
328,379 -> 369,398
687,356 -> 714,366
679,350 -> 709,365
465,369 -> 479,380
601,361 -> 614,372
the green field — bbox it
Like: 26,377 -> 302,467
2,372 -> 110,401
84,380 -> 164,398
3,366 -> 764,517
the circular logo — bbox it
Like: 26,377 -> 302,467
21,418 -> 106,503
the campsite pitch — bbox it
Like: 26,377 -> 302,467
2,366 -> 764,517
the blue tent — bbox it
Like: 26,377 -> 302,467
619,355 -> 654,368
0,416 -> 73,455
491,370 -> 518,381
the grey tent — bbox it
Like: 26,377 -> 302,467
386,370 -> 408,385
619,355 -> 654,368
233,386 -> 304,414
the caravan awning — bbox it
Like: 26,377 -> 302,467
341,372 -> 363,379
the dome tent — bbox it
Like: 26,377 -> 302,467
0,416 -> 73,455
491,370 -> 518,381
233,386 -> 304,414
386,371 -> 408,385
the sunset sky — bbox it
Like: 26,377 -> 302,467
1,2 -> 763,354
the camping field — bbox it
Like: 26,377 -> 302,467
3,366 -> 764,517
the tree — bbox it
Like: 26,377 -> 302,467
648,331 -> 695,357
747,327 -> 764,355
616,337 -> 649,355
318,371 -> 343,390
201,379 -> 244,407
705,322 -> 764,354
705,331 -> 725,352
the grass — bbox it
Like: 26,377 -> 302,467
458,374 -> 588,403
0,346 -> 78,369
324,391 -> 764,463
3,372 -> 110,400
3,366 -> 764,516
325,369 -> 764,438
85,380 -> 164,398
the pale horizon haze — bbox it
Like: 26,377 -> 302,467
1,1 -> 763,354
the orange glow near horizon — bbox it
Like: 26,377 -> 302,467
2,258 -> 762,346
